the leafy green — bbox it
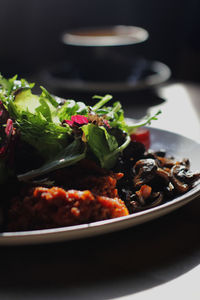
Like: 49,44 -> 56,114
0,86 -> 73,160
102,134 -> 131,169
14,89 -> 59,121
0,75 -> 161,184
92,94 -> 113,111
124,110 -> 162,134
18,138 -> 86,181
35,98 -> 54,123
81,123 -> 128,169
0,74 -> 34,99
91,95 -> 126,130
40,86 -> 59,108
57,99 -> 88,122
16,117 -> 71,160
14,89 -> 41,114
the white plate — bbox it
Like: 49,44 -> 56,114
0,127 -> 200,246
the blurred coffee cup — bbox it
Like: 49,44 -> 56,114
61,25 -> 149,82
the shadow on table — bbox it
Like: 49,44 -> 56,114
0,196 -> 200,299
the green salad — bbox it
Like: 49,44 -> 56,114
0,74 -> 160,184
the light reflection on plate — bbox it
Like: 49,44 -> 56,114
0,127 -> 200,246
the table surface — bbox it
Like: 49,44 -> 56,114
1,81 -> 200,300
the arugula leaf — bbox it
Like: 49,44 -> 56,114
94,101 -> 127,132
57,100 -> 88,122
0,75 -> 161,183
40,86 -> 59,108
14,89 -> 59,121
2,86 -> 72,160
102,133 -> 131,169
91,96 -> 161,136
13,89 -> 41,115
105,102 -> 126,130
18,138 -> 86,181
16,116 -> 71,160
124,110 -> 162,134
92,94 -> 113,111
82,123 -> 121,168
0,74 -> 34,97
0,74 -> 16,93
35,98 -> 53,123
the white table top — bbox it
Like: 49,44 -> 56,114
151,81 -> 200,141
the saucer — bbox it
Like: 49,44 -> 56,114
39,58 -> 171,93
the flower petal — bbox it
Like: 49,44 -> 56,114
63,120 -> 74,126
5,119 -> 13,137
103,119 -> 111,128
71,115 -> 88,125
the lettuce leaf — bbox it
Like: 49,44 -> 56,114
5,89 -> 72,160
91,95 -> 161,135
0,74 -> 34,98
81,123 -> 129,169
57,99 -> 88,122
16,116 -> 71,160
18,138 -> 86,181
0,76 -> 161,184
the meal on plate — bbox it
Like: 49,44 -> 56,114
0,74 -> 199,231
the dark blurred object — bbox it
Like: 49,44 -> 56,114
39,57 -> 170,94
0,0 -> 200,83
39,25 -> 170,94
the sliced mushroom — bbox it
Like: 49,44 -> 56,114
170,164 -> 200,193
130,190 -> 164,211
148,192 -> 164,208
156,156 -> 176,168
164,182 -> 175,198
170,165 -> 190,193
136,184 -> 152,206
182,158 -> 190,168
133,158 -> 157,188
156,167 -> 170,184
173,164 -> 200,185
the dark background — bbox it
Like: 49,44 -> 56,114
1,0 -> 200,83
